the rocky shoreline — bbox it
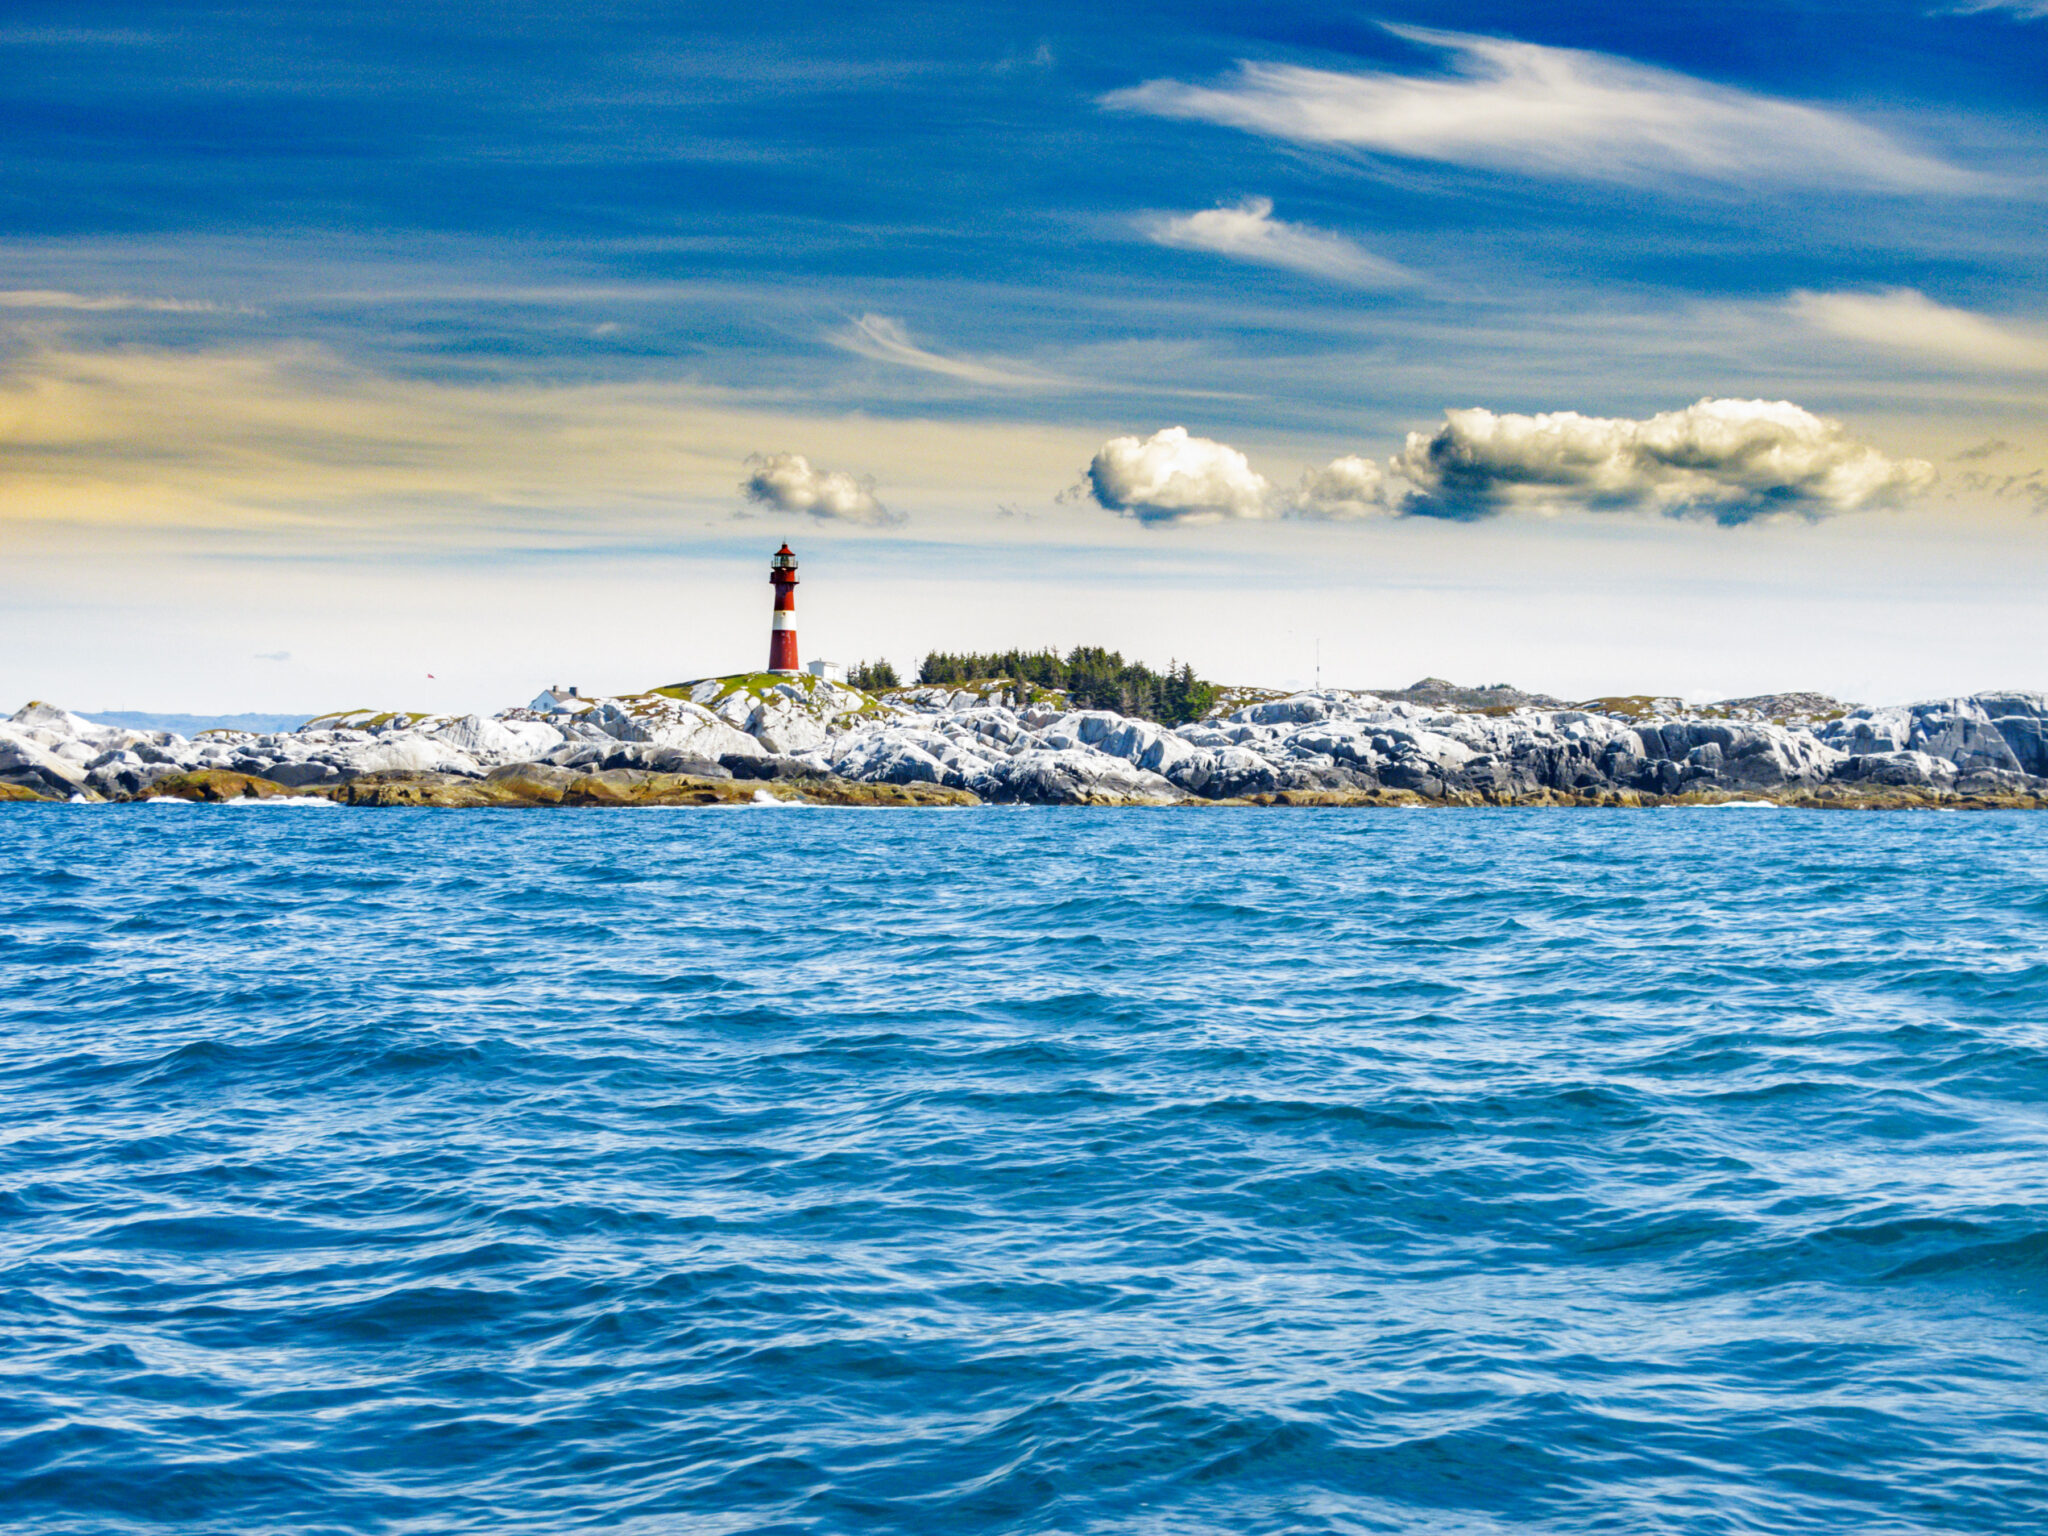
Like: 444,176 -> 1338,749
5,676 -> 2047,809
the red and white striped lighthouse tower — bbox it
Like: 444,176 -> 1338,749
767,544 -> 800,673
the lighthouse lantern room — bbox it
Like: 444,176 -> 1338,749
768,544 -> 800,674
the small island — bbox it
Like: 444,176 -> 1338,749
5,652 -> 2047,810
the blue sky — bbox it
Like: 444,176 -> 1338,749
3,1 -> 2045,708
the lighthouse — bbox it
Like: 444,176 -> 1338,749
767,544 -> 800,674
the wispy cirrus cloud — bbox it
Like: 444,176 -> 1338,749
1954,439 -> 2014,461
829,312 -> 1067,389
1103,27 -> 1972,192
1142,197 -> 1411,287
1789,288 -> 2048,371
1936,2 -> 2048,18
0,342 -> 1093,542
0,289 -> 232,313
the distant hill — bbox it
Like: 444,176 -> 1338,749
88,711 -> 314,736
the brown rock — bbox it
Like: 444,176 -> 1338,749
783,778 -> 980,807
563,770 -> 747,806
482,763 -> 582,804
136,769 -> 310,803
325,771 -> 523,807
561,770 -> 981,807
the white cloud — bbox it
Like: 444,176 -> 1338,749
830,313 -> 1064,389
1938,2 -> 2048,17
0,289 -> 226,313
1144,197 -> 1410,287
1789,288 -> 2048,371
1084,426 -> 1273,523
1084,404 -> 1933,529
1390,398 -> 1935,524
740,451 -> 898,526
1103,27 -> 1968,191
1292,454 -> 1394,519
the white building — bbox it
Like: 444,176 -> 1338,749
530,685 -> 584,712
805,660 -> 845,684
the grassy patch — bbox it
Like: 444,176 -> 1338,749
299,708 -> 440,733
652,672 -> 897,724
1573,695 -> 1695,722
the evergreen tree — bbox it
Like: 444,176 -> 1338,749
912,647 -> 1217,724
849,659 -> 901,691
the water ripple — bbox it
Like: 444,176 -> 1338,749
2,805 -> 2046,1533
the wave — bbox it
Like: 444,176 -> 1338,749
3,808 -> 2045,1532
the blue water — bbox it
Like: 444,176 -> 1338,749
4,805 -> 2048,1535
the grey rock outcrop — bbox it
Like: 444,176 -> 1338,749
1977,693 -> 2048,777
11,684 -> 2048,808
1819,695 -> 2047,777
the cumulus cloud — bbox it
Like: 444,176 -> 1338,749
1083,426 -> 1273,523
1103,27 -> 1968,191
1143,197 -> 1410,287
830,313 -> 1065,389
1081,404 -> 1931,529
741,451 -> 898,526
1292,454 -> 1394,520
1390,398 -> 1935,524
1789,288 -> 2048,371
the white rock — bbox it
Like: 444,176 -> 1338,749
8,701 -> 94,738
1244,695 -> 1331,725
431,714 -> 529,758
994,748 -> 1180,804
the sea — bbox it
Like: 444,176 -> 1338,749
4,804 -> 2046,1535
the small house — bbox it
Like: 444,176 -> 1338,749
530,684 -> 583,712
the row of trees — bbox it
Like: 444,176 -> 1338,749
910,647 -> 1218,724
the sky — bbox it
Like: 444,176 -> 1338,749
2,0 -> 2045,712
